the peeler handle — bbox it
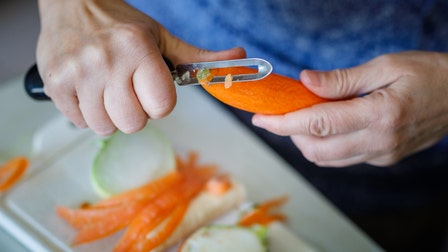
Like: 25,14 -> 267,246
24,64 -> 50,100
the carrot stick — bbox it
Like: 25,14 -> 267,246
93,171 -> 182,207
239,195 -> 289,227
0,156 -> 28,192
132,202 -> 190,252
205,173 -> 232,196
57,204 -> 128,230
113,162 -> 216,251
70,201 -> 145,245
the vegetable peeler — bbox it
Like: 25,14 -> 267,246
23,58 -> 272,100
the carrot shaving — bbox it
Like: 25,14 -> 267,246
57,152 -> 221,250
205,173 -> 232,196
132,202 -> 189,252
238,195 -> 288,227
93,171 -> 182,208
224,73 -> 233,89
0,156 -> 28,192
113,157 -> 215,251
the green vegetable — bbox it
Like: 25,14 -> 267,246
91,124 -> 176,198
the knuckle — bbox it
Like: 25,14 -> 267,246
115,23 -> 153,48
308,112 -> 333,137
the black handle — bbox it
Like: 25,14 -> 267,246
24,64 -> 50,100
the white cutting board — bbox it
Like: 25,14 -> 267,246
0,78 -> 383,251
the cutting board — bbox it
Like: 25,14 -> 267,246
0,80 -> 383,251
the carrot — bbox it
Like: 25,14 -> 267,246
57,204 -> 128,230
70,201 -> 145,245
131,202 -> 190,252
0,156 -> 28,192
57,152 -> 219,249
113,157 -> 216,252
205,173 -> 232,196
238,195 -> 288,227
93,171 -> 182,207
57,172 -> 182,229
202,67 -> 328,115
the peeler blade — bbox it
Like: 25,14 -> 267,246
173,58 -> 273,86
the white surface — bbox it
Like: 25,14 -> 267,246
0,77 -> 383,251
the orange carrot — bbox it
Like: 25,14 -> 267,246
202,67 -> 328,115
239,195 -> 288,227
57,152 -> 220,249
93,171 -> 182,207
57,204 -> 127,230
205,174 -> 232,196
113,158 -> 216,251
57,172 -> 182,229
132,202 -> 190,252
0,156 -> 28,192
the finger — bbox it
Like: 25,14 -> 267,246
315,154 -> 369,167
48,90 -> 87,128
300,55 -> 402,99
132,52 -> 176,119
159,27 -> 246,64
103,77 -> 148,134
290,132 -> 377,165
252,98 -> 374,137
39,64 -> 88,128
77,83 -> 116,136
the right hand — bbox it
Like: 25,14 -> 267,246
37,0 -> 246,135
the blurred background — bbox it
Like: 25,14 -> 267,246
0,0 -> 39,84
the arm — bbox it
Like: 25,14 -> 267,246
252,51 -> 448,167
36,0 -> 245,135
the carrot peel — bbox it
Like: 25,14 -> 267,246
238,195 -> 288,227
0,156 -> 29,192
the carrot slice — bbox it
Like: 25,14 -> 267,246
205,173 -> 232,196
93,171 -> 182,208
57,152 -> 219,249
132,202 -> 190,252
239,195 -> 288,227
0,156 -> 28,192
57,204 -> 127,230
70,201 -> 145,245
57,172 -> 182,228
113,159 -> 216,251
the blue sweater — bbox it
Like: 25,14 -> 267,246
127,0 -> 448,214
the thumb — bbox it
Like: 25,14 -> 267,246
300,57 -> 398,99
159,27 -> 246,64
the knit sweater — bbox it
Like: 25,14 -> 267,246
127,0 -> 448,215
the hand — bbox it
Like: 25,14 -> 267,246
37,0 -> 246,135
252,51 -> 448,167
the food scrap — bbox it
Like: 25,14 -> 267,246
56,152 -> 243,252
224,73 -> 233,89
196,68 -> 214,85
0,156 -> 29,192
239,195 -> 288,227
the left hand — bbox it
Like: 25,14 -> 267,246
252,51 -> 448,167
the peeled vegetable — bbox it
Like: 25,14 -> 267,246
91,124 -> 176,198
